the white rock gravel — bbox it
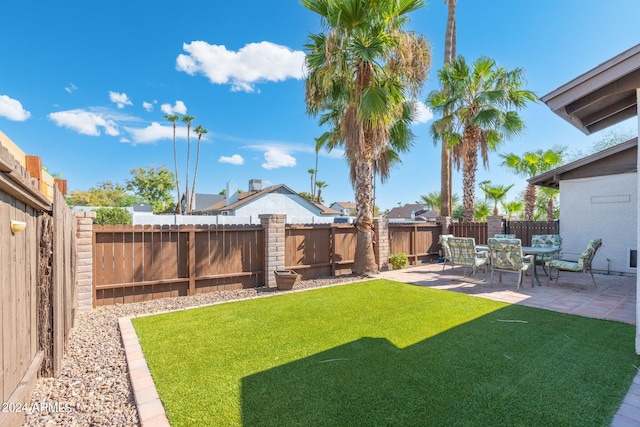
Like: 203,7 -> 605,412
23,275 -> 359,426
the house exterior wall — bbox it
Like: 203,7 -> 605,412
234,193 -> 319,217
560,172 -> 637,274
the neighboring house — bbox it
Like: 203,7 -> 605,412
201,179 -> 341,219
385,204 -> 438,222
191,193 -> 226,214
529,138 -> 637,275
330,201 -> 356,216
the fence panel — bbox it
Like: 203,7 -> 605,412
451,222 -> 489,244
93,224 -> 264,306
388,223 -> 441,265
504,220 -> 560,246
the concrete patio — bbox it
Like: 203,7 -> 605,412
377,262 -> 636,325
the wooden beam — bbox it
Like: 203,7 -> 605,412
581,94 -> 637,127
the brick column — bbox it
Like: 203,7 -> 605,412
373,218 -> 390,271
74,211 -> 95,310
260,214 -> 286,288
487,215 -> 504,239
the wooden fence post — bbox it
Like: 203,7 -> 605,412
188,229 -> 196,296
260,214 -> 286,288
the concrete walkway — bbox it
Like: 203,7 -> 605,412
376,263 -> 638,426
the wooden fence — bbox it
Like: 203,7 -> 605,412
504,220 -> 560,245
0,145 -> 76,427
388,223 -> 441,265
93,224 -> 264,306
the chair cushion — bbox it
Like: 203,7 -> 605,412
548,259 -> 581,272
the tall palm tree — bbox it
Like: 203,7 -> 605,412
189,125 -> 208,213
427,56 -> 537,222
479,182 -> 514,216
307,168 -> 316,196
536,186 -> 560,220
315,180 -> 328,203
474,200 -> 490,221
164,114 -> 181,213
303,0 -> 431,274
181,115 -> 195,213
440,0 -> 457,218
499,147 -> 565,220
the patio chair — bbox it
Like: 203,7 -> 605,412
447,237 -> 488,277
438,234 -> 455,270
494,234 -> 516,239
531,234 -> 562,275
487,238 -> 534,290
546,238 -> 602,290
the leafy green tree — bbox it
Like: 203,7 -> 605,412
479,183 -> 514,216
419,191 -> 460,215
126,166 -> 176,213
474,200 -> 490,221
298,191 -> 315,203
164,114 -> 181,213
501,200 -> 524,220
303,0 -> 431,274
567,128 -> 635,161
93,207 -> 132,225
500,146 -> 565,220
427,56 -> 537,222
536,186 -> 560,220
67,181 -> 141,207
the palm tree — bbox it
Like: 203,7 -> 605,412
440,0 -> 457,218
189,125 -> 208,213
313,136 -> 326,196
181,115 -> 195,213
427,56 -> 537,222
474,200 -> 490,221
315,180 -> 328,203
479,183 -> 514,216
303,0 -> 431,274
307,168 -> 316,197
536,186 -> 560,220
419,191 -> 459,214
500,147 -> 565,220
501,200 -> 524,220
164,114 -> 181,213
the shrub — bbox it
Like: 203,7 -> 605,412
94,207 -> 132,225
389,253 -> 409,270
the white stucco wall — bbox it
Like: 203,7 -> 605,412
560,172 -> 637,274
234,193 -> 320,217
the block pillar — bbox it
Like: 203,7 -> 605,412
260,214 -> 286,288
74,211 -> 96,310
487,215 -> 504,239
373,218 -> 390,271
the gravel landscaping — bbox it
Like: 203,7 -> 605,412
23,275 -> 360,426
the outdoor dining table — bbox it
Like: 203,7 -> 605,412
477,245 -> 561,287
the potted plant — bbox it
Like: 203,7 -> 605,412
274,270 -> 301,290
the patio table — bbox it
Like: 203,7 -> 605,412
478,245 -> 560,287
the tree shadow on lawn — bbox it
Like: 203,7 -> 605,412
241,304 -> 639,427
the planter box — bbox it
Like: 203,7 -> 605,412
274,270 -> 301,291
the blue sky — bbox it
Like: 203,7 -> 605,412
2,0 -> 640,212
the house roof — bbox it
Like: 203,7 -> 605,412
201,183 -> 335,215
332,201 -> 356,210
385,203 -> 427,219
194,193 -> 225,212
529,137 -> 638,189
541,43 -> 640,135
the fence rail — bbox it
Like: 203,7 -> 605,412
388,223 -> 441,265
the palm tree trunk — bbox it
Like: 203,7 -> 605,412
524,183 -> 536,221
352,156 -> 377,275
462,129 -> 478,223
547,197 -> 554,221
440,0 -> 457,218
184,125 -> 191,213
189,136 -> 202,213
173,124 -> 182,214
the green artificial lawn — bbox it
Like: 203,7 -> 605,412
132,280 -> 640,426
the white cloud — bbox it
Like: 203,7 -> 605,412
124,121 -> 191,144
0,95 -> 31,121
160,100 -> 187,115
262,148 -> 296,169
48,109 -> 119,136
109,91 -> 133,109
219,154 -> 244,165
413,100 -> 433,124
65,83 -> 78,93
176,41 -> 306,93
142,101 -> 154,112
